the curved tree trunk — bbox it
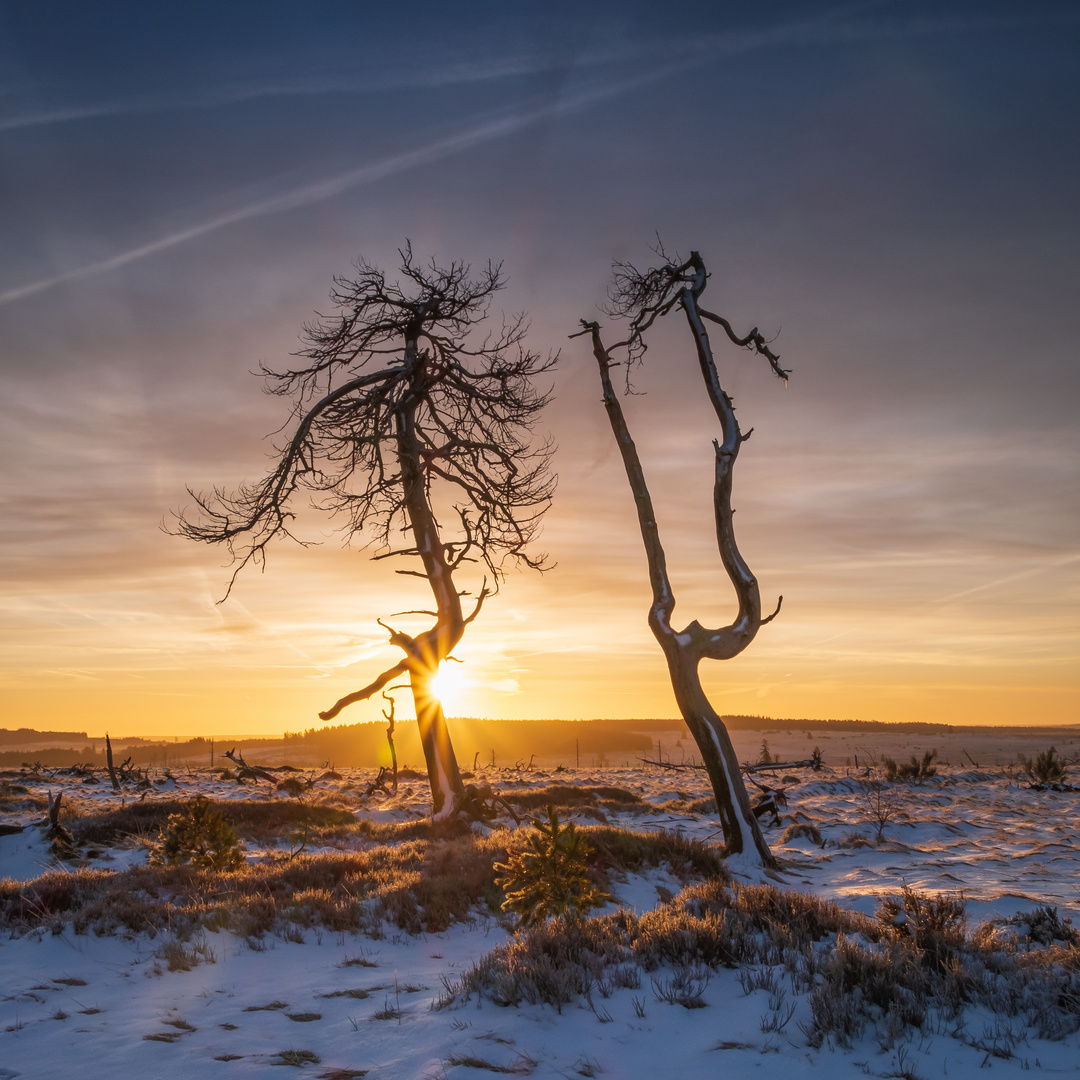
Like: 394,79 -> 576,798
578,251 -> 785,869
664,648 -> 776,867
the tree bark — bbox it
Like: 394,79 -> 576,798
579,250 -> 784,869
390,331 -> 467,815
665,649 -> 777,867
105,732 -> 120,792
410,669 -> 463,816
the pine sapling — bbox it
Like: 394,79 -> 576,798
1018,746 -> 1067,788
152,795 -> 244,869
494,807 -> 610,928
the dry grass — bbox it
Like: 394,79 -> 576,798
445,1053 -> 534,1074
0,780 -> 47,811
452,876 -> 1080,1050
0,821 -> 723,941
157,936 -> 216,971
73,798 -> 358,847
273,1049 -> 321,1066
12,782 -> 1080,1056
504,784 -> 645,813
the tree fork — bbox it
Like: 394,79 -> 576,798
576,247 -> 786,869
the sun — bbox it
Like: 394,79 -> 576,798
429,660 -> 468,712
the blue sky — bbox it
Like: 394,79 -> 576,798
1,1 -> 1078,734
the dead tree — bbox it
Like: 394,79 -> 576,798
176,246 -> 554,818
222,748 -> 278,783
44,790 -> 76,857
381,691 -> 399,793
575,249 -> 788,868
105,732 -> 120,792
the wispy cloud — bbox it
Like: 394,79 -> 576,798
0,54 -> 587,135
5,1 -> 1076,309
935,552 -> 1080,606
0,64 -> 688,307
3,3 -> 1073,136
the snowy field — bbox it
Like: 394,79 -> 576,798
1,747 -> 1079,1080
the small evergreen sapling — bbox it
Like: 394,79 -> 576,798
495,808 -> 610,928
882,749 -> 937,782
152,795 -> 244,869
1019,746 -> 1067,787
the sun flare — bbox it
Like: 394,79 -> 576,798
429,660 -> 467,711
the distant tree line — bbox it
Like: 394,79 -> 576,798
0,728 -> 88,745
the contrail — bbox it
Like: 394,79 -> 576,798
5,1 -> 1073,306
0,64 -> 688,307
936,552 -> 1080,606
0,55 -> 591,134
3,4 -> 1071,135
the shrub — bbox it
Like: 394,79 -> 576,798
495,808 -> 610,928
882,749 -> 937,782
151,796 -> 244,870
978,905 -> 1080,947
1018,746 -> 1067,787
876,885 -> 966,969
730,883 -> 863,949
780,822 -> 823,846
458,910 -> 637,1011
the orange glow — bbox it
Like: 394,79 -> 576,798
429,660 -> 469,713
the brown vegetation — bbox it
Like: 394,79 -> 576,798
0,819 -> 721,941
450,880 -> 1080,1049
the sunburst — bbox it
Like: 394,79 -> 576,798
429,660 -> 468,712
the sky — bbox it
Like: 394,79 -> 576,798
1,0 -> 1078,737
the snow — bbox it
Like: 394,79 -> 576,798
3,756 -> 1080,1078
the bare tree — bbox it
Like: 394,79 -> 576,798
176,245 -> 555,817
575,249 -> 787,868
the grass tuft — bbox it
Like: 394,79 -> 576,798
445,1053 -> 534,1074
272,1049 -> 321,1066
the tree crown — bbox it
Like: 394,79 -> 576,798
176,245 -> 556,595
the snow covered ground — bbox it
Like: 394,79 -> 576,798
1,757 -> 1078,1079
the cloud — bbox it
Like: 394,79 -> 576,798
10,1 -> 1073,308
4,3 -> 1073,137
934,552 -> 1080,606
0,55 -> 582,135
0,63 -> 691,308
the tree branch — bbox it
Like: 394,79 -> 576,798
578,320 -> 676,639
318,658 -> 411,720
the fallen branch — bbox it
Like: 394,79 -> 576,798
741,755 -> 823,774
364,765 -> 397,797
451,782 -> 522,827
638,756 -> 706,771
223,748 -> 278,783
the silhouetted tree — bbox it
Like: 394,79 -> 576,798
177,245 -> 555,817
575,249 -> 786,867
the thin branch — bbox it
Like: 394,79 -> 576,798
761,595 -> 784,625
